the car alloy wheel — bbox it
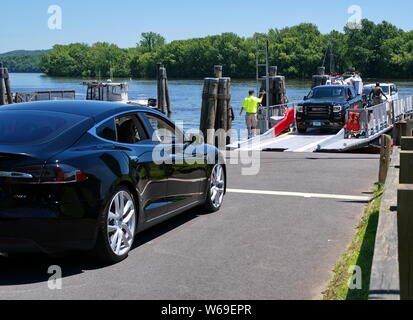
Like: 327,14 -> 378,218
106,190 -> 136,257
210,164 -> 225,209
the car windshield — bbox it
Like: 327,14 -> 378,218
381,86 -> 390,94
363,86 -> 390,95
308,87 -> 346,100
0,110 -> 86,145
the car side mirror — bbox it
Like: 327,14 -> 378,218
303,96 -> 308,101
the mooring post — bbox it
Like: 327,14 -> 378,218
0,63 -> 6,105
311,66 -> 330,88
379,134 -> 392,184
214,65 -> 222,79
3,65 -> 12,104
397,183 -> 413,300
156,64 -> 171,116
259,66 -> 288,126
200,66 -> 232,146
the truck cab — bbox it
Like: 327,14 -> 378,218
296,85 -> 364,134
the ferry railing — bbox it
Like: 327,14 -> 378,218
345,95 -> 413,139
256,102 -> 298,133
14,90 -> 76,103
258,102 -> 299,121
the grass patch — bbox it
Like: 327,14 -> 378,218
322,184 -> 384,300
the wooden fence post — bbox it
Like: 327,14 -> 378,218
400,151 -> 413,184
395,121 -> 407,146
397,184 -> 413,300
401,137 -> 413,151
379,134 -> 392,184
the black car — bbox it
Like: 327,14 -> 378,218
0,101 -> 226,263
296,85 -> 364,133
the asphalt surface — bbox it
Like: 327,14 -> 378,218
0,152 -> 379,300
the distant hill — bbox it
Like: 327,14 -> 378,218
0,49 -> 49,57
0,49 -> 48,72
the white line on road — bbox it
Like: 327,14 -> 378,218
227,188 -> 371,202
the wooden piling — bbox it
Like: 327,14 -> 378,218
214,65 -> 223,79
260,66 -> 288,107
379,134 -> 392,184
397,184 -> 413,300
156,64 -> 172,116
4,67 -> 12,104
0,63 -> 6,105
199,66 -> 232,146
311,66 -> 330,88
0,63 -> 13,105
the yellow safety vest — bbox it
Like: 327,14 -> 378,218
242,96 -> 262,114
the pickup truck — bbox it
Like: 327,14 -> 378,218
296,85 -> 364,133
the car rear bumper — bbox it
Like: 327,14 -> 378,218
0,218 -> 98,254
0,203 -> 100,254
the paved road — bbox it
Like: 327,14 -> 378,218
0,152 -> 379,300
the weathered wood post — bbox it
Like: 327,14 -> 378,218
200,66 -> 232,147
214,65 -> 223,79
259,66 -> 288,130
397,183 -> 413,300
400,149 -> 413,184
395,120 -> 413,146
156,63 -> 172,117
311,66 -> 330,88
401,136 -> 413,151
0,62 -> 7,105
200,78 -> 219,145
379,134 -> 392,184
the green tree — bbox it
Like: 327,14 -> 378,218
138,32 -> 166,53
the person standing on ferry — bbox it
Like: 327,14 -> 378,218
240,90 -> 265,138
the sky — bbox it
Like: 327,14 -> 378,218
1,0 -> 413,53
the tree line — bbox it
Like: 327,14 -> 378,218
7,20 -> 413,79
1,55 -> 42,73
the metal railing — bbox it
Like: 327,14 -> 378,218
14,90 -> 76,103
258,102 -> 298,119
345,95 -> 413,139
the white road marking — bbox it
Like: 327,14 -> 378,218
227,188 -> 371,202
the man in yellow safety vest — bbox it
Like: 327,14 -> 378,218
240,90 -> 265,138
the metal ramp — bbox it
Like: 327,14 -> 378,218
228,95 -> 413,153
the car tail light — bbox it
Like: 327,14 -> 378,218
10,164 -> 88,184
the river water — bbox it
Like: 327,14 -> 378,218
8,73 -> 413,131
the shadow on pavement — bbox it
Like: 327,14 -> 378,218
0,206 -> 207,287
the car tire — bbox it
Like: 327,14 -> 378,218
91,186 -> 137,264
297,127 -> 307,134
203,164 -> 226,213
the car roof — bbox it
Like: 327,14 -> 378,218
0,100 -> 164,123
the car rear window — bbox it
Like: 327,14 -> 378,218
0,110 -> 87,145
